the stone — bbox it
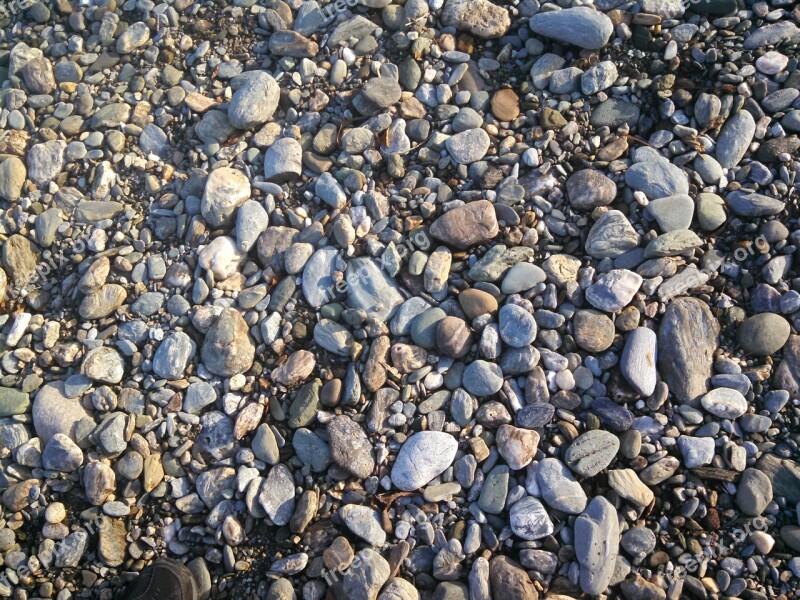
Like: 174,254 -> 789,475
736,468 -> 772,516
716,110 -> 756,168
259,464 -> 295,526
201,308 -> 255,377
701,388 -> 748,419
564,430 -> 619,477
677,436 -> 715,468
585,210 -> 639,259
228,72 -> 280,130
529,7 -> 614,50
737,313 -> 790,356
488,556 -> 538,600
441,0 -> 511,39
607,469 -> 654,507
202,167 -> 250,229
391,432 -> 458,491
575,496 -> 619,595
625,160 -> 689,200
442,116 -> 491,158
430,201 -> 499,249
153,332 -> 196,380
535,458 -> 588,514
462,360 -> 504,396
585,269 -> 642,312
658,298 -> 719,404
496,425 -> 539,470
346,257 -> 404,322
0,157 -> 26,203
566,170 -> 616,211
328,416 -> 375,479
509,496 -> 553,541
342,548 -> 390,600
646,194 -> 694,232
620,327 -> 657,397
33,382 -> 93,444
339,505 -> 386,547
264,138 -> 303,182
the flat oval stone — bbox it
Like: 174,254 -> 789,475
564,430 -> 620,477
701,387 -> 748,419
391,431 -> 458,491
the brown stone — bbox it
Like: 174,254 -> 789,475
459,288 -> 498,319
436,316 -> 473,358
430,200 -> 499,250
489,556 -> 538,600
491,89 -> 520,121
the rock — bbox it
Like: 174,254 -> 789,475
608,469 -> 654,507
620,328 -> 657,396
716,110 -> 756,168
737,313 -> 790,356
645,194 -> 694,231
535,458 -> 588,514
591,98 -> 641,129
585,210 -> 640,259
33,382 -> 93,444
701,388 -> 747,419
264,138 -> 303,182
566,170 -> 616,211
496,425 -> 539,470
391,432 -> 458,491
354,78 -> 402,115
488,556 -> 538,600
228,72 -> 280,130
346,257 -> 404,322
658,297 -> 719,404
82,347 -> 124,384
198,236 -> 245,279
116,21 -> 150,53
564,430 -> 619,477
509,496 -> 553,541
80,284 -> 127,320
462,360 -> 504,396
575,496 -> 619,595
498,304 -> 537,348
271,350 -> 315,386
0,157 -> 26,203
725,190 -> 785,217
585,269 -> 642,312
0,388 -> 30,417
529,7 -> 614,50
42,433 -> 83,471
736,468 -> 772,516
303,246 -> 338,308
27,140 -> 66,186
573,309 -> 615,352
328,416 -> 375,478
491,89 -> 519,121
339,505 -> 386,547
202,167 -> 250,229
696,193 -> 727,230
581,61 -> 618,95
430,201 -> 499,250
153,332 -> 196,380
201,308 -> 255,377
625,160 -> 689,200
677,436 -> 715,468
236,200 -> 270,253
436,316 -> 473,359
446,128 -> 491,164
459,289 -> 498,319
342,548 -> 390,600
259,464 -> 295,526
501,263 -> 546,294
441,0 -> 510,39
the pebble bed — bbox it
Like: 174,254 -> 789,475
0,0 -> 799,599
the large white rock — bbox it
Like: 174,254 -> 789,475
201,167 -> 250,229
391,432 -> 458,491
620,327 -> 658,396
